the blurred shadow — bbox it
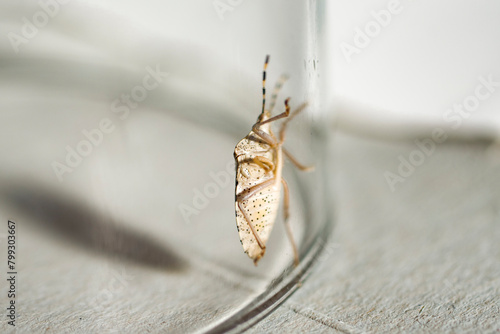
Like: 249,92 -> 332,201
1,181 -> 187,272
0,50 -> 252,141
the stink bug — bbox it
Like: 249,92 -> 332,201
234,55 -> 313,266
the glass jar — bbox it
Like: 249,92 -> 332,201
0,0 -> 332,332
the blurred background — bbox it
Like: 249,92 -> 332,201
331,0 -> 500,142
1,0 -> 499,333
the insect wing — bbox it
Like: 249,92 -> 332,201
235,182 -> 280,263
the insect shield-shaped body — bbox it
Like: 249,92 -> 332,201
234,117 -> 282,264
234,55 -> 312,266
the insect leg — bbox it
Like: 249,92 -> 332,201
236,178 -> 276,202
254,97 -> 291,129
252,156 -> 275,172
236,157 -> 274,178
238,156 -> 274,173
236,178 -> 276,251
281,178 -> 299,266
282,147 -> 315,172
251,98 -> 292,146
279,102 -> 308,143
251,128 -> 278,148
237,201 -> 266,250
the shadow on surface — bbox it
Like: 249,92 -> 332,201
1,181 -> 187,272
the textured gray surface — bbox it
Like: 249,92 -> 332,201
249,132 -> 500,333
1,131 -> 499,333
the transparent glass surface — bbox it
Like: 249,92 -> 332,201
0,1 -> 332,332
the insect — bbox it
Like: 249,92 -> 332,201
234,55 -> 313,266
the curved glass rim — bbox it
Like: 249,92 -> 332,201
199,215 -> 333,334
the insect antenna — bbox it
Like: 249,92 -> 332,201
269,74 -> 289,116
260,55 -> 270,119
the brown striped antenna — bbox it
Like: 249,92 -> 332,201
261,55 -> 270,117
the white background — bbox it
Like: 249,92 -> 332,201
329,0 -> 500,133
